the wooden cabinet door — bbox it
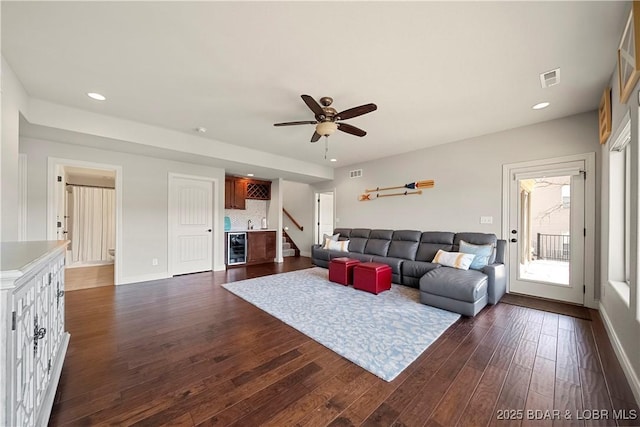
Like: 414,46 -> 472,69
247,232 -> 266,263
225,177 -> 246,210
224,177 -> 233,209
265,232 -> 276,260
246,231 -> 276,264
233,179 -> 246,210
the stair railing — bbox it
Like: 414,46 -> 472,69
282,208 -> 303,231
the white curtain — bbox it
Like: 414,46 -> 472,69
71,186 -> 115,263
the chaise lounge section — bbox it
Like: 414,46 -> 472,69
311,228 -> 506,317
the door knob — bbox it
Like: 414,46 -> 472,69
511,238 -> 518,243
207,229 -> 212,232
511,229 -> 517,234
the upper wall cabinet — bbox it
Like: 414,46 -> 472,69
618,1 -> 640,103
225,176 -> 247,210
225,176 -> 271,209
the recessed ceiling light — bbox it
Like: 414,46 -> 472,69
330,158 -> 337,162
195,127 -> 207,133
87,92 -> 106,101
532,102 -> 550,110
247,173 -> 254,177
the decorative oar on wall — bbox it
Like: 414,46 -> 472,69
359,180 -> 434,201
359,190 -> 422,201
365,180 -> 434,193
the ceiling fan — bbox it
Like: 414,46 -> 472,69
274,95 -> 377,142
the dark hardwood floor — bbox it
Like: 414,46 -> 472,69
51,257 -> 639,426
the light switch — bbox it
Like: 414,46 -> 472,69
480,216 -> 493,224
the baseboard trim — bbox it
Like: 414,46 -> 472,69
120,272 -> 170,285
599,303 -> 640,406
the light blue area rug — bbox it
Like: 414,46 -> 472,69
222,267 -> 460,382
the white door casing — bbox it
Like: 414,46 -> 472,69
47,157 -> 122,285
169,175 -> 213,275
316,191 -> 335,244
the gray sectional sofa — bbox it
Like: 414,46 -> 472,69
311,228 -> 507,317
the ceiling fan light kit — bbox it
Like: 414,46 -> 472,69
316,121 -> 337,136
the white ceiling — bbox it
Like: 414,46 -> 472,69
1,1 -> 629,171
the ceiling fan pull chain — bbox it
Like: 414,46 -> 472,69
324,136 -> 328,159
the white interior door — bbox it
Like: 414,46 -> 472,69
317,192 -> 334,244
170,177 -> 213,275
508,161 -> 585,304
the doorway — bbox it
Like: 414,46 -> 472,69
315,191 -> 335,244
48,158 -> 122,288
503,155 -> 595,306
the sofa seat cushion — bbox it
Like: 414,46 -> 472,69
402,260 -> 441,279
339,252 -> 373,263
311,245 -> 330,261
370,255 -> 404,284
370,256 -> 403,275
419,267 -> 488,303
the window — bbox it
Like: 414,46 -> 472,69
561,185 -> 571,208
608,114 -> 631,305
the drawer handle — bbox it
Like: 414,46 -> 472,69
34,325 -> 46,356
35,327 -> 46,340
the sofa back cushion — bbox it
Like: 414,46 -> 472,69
333,228 -> 352,240
454,232 -> 498,263
347,228 -> 371,253
416,232 -> 455,261
387,230 -> 421,260
364,229 -> 393,256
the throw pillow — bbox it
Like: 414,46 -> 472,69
459,240 -> 494,270
326,239 -> 349,252
323,233 -> 340,242
432,249 -> 475,270
323,238 -> 331,249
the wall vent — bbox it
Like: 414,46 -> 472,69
540,68 -> 560,88
349,169 -> 363,178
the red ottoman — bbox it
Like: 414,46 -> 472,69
353,262 -> 392,295
329,257 -> 361,286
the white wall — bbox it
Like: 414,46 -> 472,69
315,112 -> 600,236
20,137 -> 227,284
282,180 -> 315,257
599,64 -> 640,403
1,57 -> 29,241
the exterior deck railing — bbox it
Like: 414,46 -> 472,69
536,233 -> 570,261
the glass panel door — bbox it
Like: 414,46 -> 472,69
509,163 -> 585,304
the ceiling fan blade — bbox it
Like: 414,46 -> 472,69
274,120 -> 317,127
301,95 -> 325,119
311,131 -> 322,143
336,103 -> 377,120
337,122 -> 367,137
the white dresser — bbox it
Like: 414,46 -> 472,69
1,241 -> 70,427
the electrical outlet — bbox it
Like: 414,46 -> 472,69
480,216 -> 493,224
152,258 -> 158,266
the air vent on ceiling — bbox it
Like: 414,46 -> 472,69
349,169 -> 363,178
540,68 -> 561,88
